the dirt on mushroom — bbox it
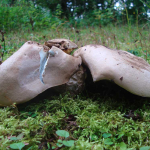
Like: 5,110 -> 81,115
45,39 -> 78,54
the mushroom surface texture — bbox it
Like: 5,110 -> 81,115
52,66 -> 86,95
45,39 -> 78,54
73,45 -> 150,97
0,41 -> 81,106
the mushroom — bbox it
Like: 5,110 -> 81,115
45,39 -> 78,54
73,44 -> 150,97
0,41 -> 81,106
2,39 -> 150,106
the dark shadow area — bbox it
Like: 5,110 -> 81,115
81,65 -> 150,113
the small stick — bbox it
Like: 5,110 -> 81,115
0,30 -> 6,60
0,57 -> 2,65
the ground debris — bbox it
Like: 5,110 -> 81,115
123,110 -> 142,120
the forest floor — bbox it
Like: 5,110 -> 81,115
0,24 -> 150,150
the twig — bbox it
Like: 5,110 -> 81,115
0,30 -> 6,60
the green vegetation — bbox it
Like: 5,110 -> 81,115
1,25 -> 150,62
55,130 -> 74,148
0,0 -> 149,32
0,91 -> 150,149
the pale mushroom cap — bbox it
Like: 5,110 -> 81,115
0,41 -> 81,106
73,45 -> 150,97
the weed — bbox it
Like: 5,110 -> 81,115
52,130 -> 74,149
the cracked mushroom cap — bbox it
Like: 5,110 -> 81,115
73,45 -> 150,97
45,39 -> 78,54
0,41 -> 81,106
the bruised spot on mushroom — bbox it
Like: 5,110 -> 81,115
131,66 -> 134,68
84,49 -> 86,51
120,77 -> 123,81
117,63 -> 121,65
